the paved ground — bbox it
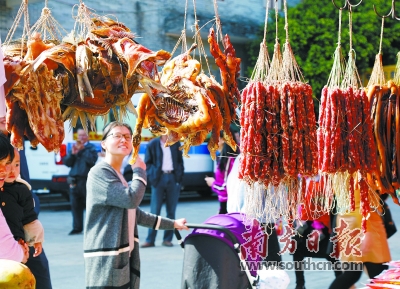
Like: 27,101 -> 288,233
37,195 -> 400,289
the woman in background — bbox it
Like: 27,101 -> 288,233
205,132 -> 238,214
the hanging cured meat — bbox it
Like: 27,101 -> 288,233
239,1 -> 318,223
366,54 -> 400,204
36,14 -> 171,131
130,27 -> 241,164
2,1 -> 69,151
2,2 -> 171,152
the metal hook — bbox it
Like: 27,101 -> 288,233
373,0 -> 400,20
332,0 -> 363,10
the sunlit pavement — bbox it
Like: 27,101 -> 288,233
38,195 -> 400,289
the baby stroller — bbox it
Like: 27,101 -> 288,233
175,213 -> 260,289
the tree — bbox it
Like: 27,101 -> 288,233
246,0 -> 400,99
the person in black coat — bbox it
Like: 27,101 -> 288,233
141,135 -> 184,247
62,129 -> 98,235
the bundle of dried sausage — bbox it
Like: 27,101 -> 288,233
318,86 -> 377,174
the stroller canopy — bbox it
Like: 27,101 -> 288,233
189,213 -> 248,248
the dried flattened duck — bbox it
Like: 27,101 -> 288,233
130,28 -> 241,164
3,34 -> 65,152
54,19 -> 170,130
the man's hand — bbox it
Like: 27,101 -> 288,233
72,141 -> 84,154
33,242 -> 43,257
174,218 -> 189,230
204,176 -> 215,187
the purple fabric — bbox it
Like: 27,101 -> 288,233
227,212 -> 248,223
187,213 -> 262,276
211,157 -> 235,202
190,214 -> 246,246
311,220 -> 325,230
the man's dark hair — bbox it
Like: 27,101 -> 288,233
0,132 -> 14,161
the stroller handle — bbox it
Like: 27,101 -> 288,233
174,223 -> 240,251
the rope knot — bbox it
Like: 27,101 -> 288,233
42,7 -> 51,15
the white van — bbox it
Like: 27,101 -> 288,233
25,95 -> 214,200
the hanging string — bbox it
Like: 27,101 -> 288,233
342,5 -> 362,90
262,0 -> 269,43
43,8 -> 49,40
169,0 -> 190,57
4,1 -> 27,44
338,8 -> 342,46
181,0 -> 188,53
284,0 -> 289,42
366,16 -> 386,87
70,2 -> 101,44
192,0 -> 197,27
169,34 -> 184,58
168,0 -> 212,78
326,9 -> 344,88
192,0 -> 198,60
23,0 -> 30,39
379,17 -> 384,54
31,0 -> 68,42
3,0 -> 30,57
71,3 -> 83,42
281,0 -> 304,82
275,0 -> 279,42
213,0 -> 223,45
251,2 -> 270,81
268,0 -> 283,82
393,52 -> 400,85
192,0 -> 212,76
349,7 -> 353,52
